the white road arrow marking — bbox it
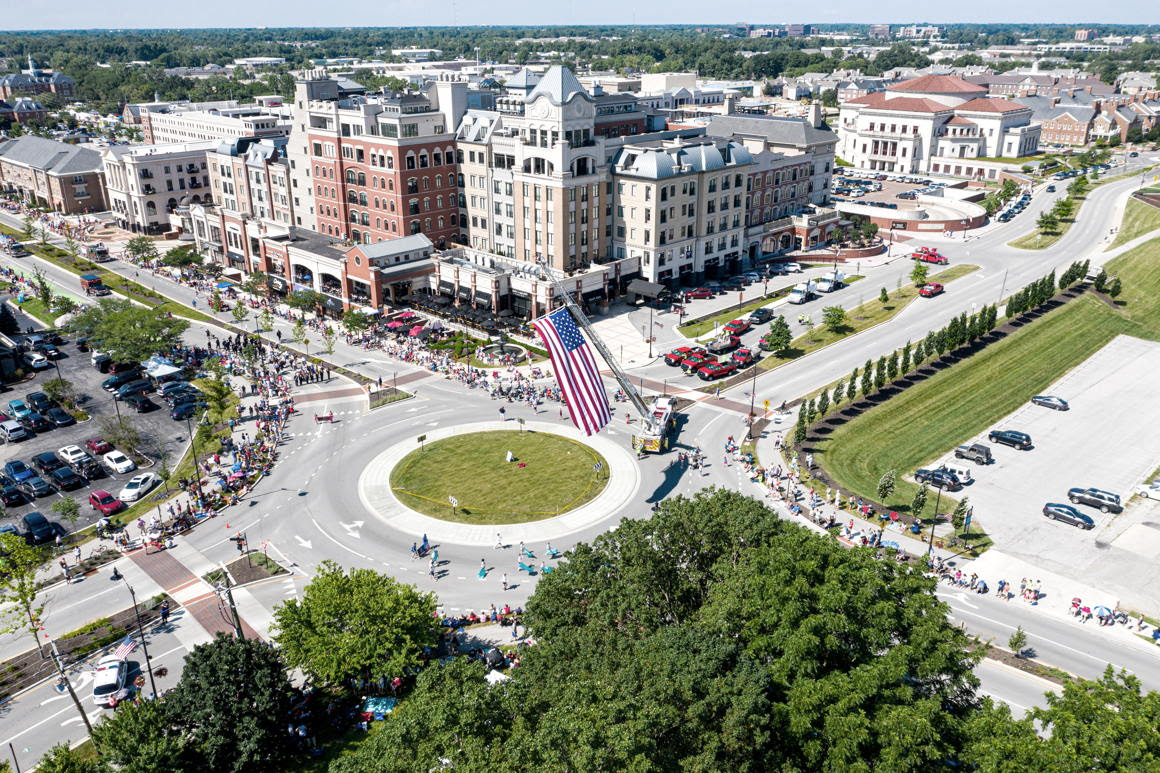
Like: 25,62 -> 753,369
294,535 -> 313,550
339,521 -> 363,538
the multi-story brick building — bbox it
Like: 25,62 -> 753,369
287,73 -> 465,250
1038,106 -> 1096,146
0,135 -> 106,213
0,60 -> 75,100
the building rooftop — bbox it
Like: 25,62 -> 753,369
353,234 -> 433,259
890,74 -> 987,95
0,135 -> 103,175
956,97 -> 1030,113
526,66 -> 590,106
845,92 -> 954,113
706,114 -> 838,147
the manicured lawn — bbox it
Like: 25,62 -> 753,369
756,264 -> 979,371
390,430 -> 608,524
1111,198 -> 1160,248
11,296 -> 54,325
814,295 -> 1131,517
1007,196 -> 1085,251
814,234 -> 1160,520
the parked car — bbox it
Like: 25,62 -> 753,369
1067,487 -> 1123,514
664,346 -> 706,366
3,460 -> 35,483
89,490 -> 124,516
19,476 -> 55,499
18,412 -> 53,433
1135,481 -> 1160,500
22,352 -> 49,370
722,319 -> 751,335
697,361 -> 739,381
918,283 -> 944,298
170,401 -> 203,420
731,347 -> 756,367
684,288 -> 714,300
32,452 -> 65,474
988,429 -> 1032,449
1,485 -> 27,507
49,467 -> 86,492
86,437 -> 114,455
35,342 -> 62,359
6,399 -> 30,419
914,469 -> 963,491
1042,503 -> 1095,530
91,656 -> 130,708
124,394 -> 156,413
101,371 -> 142,393
748,308 -> 774,325
45,408 -> 76,427
721,278 -> 745,291
1046,185 -> 1056,192
103,451 -> 136,474
119,472 -> 159,502
158,381 -> 191,397
680,353 -> 716,373
58,446 -> 90,466
25,392 -> 54,412
954,444 -> 993,464
1031,395 -> 1069,411
20,511 -> 55,543
780,262 -> 803,273
114,379 -> 152,401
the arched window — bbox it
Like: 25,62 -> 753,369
435,175 -> 442,188
389,201 -> 396,213
424,218 -> 431,232
436,195 -> 443,209
386,156 -> 394,169
407,178 -> 418,194
433,151 -> 442,166
376,217 -> 381,228
351,228 -> 360,242
357,172 -> 366,186
359,192 -> 367,206
350,211 -> 359,224
361,213 -> 369,226
363,232 -> 371,244
421,177 -> 430,191
390,221 -> 397,233
316,184 -> 322,195
437,216 -> 444,229
346,170 -> 356,184
347,191 -> 358,204
406,152 -> 416,170
422,197 -> 430,211
410,220 -> 421,234
419,152 -> 429,168
387,179 -> 395,192
145,201 -> 156,215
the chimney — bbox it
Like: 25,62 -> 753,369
807,101 -> 824,128
723,93 -> 737,114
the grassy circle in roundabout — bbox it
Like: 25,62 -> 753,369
388,430 -> 609,525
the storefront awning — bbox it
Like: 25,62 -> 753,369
626,278 -> 669,299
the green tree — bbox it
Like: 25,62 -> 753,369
901,341 -> 912,374
240,271 -> 269,297
21,212 -> 35,240
53,296 -> 78,316
274,560 -> 437,688
762,314 -> 793,355
873,356 -> 886,390
123,236 -> 160,265
160,246 -> 201,268
816,389 -> 830,417
1108,277 -> 1122,298
876,469 -> 896,501
321,326 -> 338,355
32,266 -> 54,308
51,497 -> 81,528
67,298 -> 189,363
165,634 -> 295,773
860,362 -> 873,396
911,484 -> 929,518
198,377 -> 234,425
0,533 -> 48,654
846,366 -> 859,401
952,497 -> 971,532
821,305 -> 847,333
0,302 -> 18,336
341,308 -> 373,336
89,695 -> 187,772
1093,269 -> 1108,292
258,308 -> 274,333
286,289 -> 324,319
879,287 -> 889,304
913,340 -> 925,363
42,377 -> 78,409
830,379 -> 844,406
1008,626 -> 1028,657
1052,197 -> 1075,220
230,302 -> 249,326
910,261 -> 929,287
887,351 -> 899,380
33,744 -> 101,773
794,409 -> 808,444
98,416 -> 140,454
291,319 -> 305,346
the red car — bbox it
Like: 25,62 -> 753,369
89,489 -> 124,516
681,353 -> 716,373
85,437 -> 114,454
684,288 -> 714,300
919,283 -> 945,297
731,347 -> 756,367
697,361 -> 739,380
912,250 -> 948,265
722,319 -> 751,335
664,346 -> 706,366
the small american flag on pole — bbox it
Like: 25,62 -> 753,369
532,308 -> 612,436
113,635 -> 137,660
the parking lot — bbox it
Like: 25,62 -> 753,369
1,311 -> 191,537
930,335 -> 1160,587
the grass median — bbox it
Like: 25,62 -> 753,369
811,235 -> 1160,523
1111,198 -> 1160,249
756,264 -> 979,372
678,285 -> 797,338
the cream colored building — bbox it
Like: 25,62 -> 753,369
102,141 -> 217,234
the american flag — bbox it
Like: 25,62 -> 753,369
113,636 -> 137,660
532,308 -> 611,436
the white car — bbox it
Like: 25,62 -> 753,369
103,451 -> 136,474
58,445 -> 91,466
22,352 -> 49,369
91,655 -> 130,707
119,473 -> 159,502
782,262 -> 803,273
1136,481 -> 1160,500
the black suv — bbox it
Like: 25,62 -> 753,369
988,429 -> 1032,449
32,452 -> 66,474
1067,487 -> 1122,514
914,469 -> 963,491
748,308 -> 774,325
26,392 -> 55,412
49,467 -> 86,491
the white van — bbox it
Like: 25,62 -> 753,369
0,420 -> 29,443
940,462 -> 973,485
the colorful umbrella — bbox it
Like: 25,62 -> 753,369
408,325 -> 425,336
398,311 -> 416,319
386,320 -> 405,329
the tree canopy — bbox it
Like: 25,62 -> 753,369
66,298 -> 189,363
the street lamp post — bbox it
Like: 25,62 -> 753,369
925,486 -> 946,556
184,414 -> 203,501
647,304 -> 654,359
121,579 -> 158,698
747,362 -> 758,440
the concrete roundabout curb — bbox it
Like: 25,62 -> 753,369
357,419 -> 642,546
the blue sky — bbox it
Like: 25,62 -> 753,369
4,0 -> 1157,31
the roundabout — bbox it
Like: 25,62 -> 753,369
358,419 -> 642,545
388,430 -> 608,524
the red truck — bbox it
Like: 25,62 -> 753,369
80,274 -> 111,296
912,248 -> 948,265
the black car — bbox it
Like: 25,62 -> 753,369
20,511 -> 55,543
914,469 -> 963,491
75,337 -> 90,352
124,394 -> 156,413
1,485 -> 26,507
20,413 -> 52,432
1042,503 -> 1095,530
721,278 -> 744,291
164,387 -> 200,406
748,308 -> 774,325
988,429 -> 1032,449
26,392 -> 54,412
32,452 -> 65,474
71,458 -> 102,481
115,380 -> 152,400
102,371 -> 141,392
170,401 -> 203,420
45,408 -> 76,427
35,343 -> 62,359
19,476 -> 55,499
49,467 -> 86,491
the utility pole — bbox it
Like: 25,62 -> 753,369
997,267 -> 1009,305
216,564 -> 245,639
42,628 -> 93,736
121,580 -> 158,698
747,362 -> 758,440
